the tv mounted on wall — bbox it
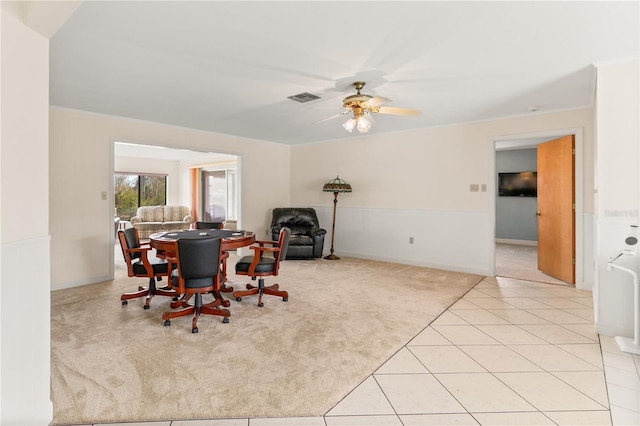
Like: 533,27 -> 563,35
498,171 -> 537,197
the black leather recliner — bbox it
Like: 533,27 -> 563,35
270,208 -> 326,259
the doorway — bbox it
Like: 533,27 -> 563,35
112,141 -> 241,269
492,129 -> 584,288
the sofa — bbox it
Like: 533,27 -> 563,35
130,205 -> 193,239
270,207 -> 326,259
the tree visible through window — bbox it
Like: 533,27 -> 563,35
115,173 -> 167,220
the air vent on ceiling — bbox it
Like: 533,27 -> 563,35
287,92 -> 321,103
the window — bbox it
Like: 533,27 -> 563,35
201,169 -> 237,222
114,173 -> 167,220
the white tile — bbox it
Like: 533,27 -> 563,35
407,345 -> 485,373
450,310 -> 509,325
495,372 -> 607,411
408,326 -> 452,346
525,309 -> 591,324
249,418 -> 324,426
604,365 -> 640,390
600,335 -> 622,354
510,344 -> 602,372
563,308 -> 595,321
324,415 -> 403,426
326,376 -> 395,416
552,371 -> 609,406
556,343 -> 604,368
460,297 -> 517,310
399,413 -> 479,425
608,383 -> 640,412
487,309 -> 551,324
375,347 -> 429,374
602,351 -> 639,372
435,372 -> 535,412
431,325 -> 500,345
451,299 -> 484,309
458,345 -> 542,372
610,404 -> 640,426
518,324 -> 595,344
475,324 -> 548,345
544,410 -> 612,425
375,373 -> 466,414
560,323 -> 599,341
471,411 -> 555,425
530,297 -> 591,309
501,297 -> 554,309
432,311 -> 469,325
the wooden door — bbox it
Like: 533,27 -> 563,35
537,135 -> 575,284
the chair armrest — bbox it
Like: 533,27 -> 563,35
247,245 -> 281,274
182,214 -> 193,223
309,227 -> 327,237
130,215 -> 143,225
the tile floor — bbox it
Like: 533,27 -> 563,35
84,247 -> 640,426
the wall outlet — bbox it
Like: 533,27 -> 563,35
481,184 -> 487,192
470,184 -> 479,192
409,236 -> 414,244
101,191 -> 107,200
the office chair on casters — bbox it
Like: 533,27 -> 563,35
118,228 -> 177,309
162,236 -> 230,333
233,227 -> 290,307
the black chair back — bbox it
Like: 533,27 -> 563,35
278,227 -> 291,261
120,227 -> 141,260
176,237 -> 222,281
195,221 -> 223,230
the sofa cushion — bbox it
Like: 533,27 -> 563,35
137,206 -> 165,222
164,205 -> 191,222
289,234 -> 313,246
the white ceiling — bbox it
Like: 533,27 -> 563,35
50,1 -> 639,146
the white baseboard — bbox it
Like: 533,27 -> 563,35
496,238 -> 538,246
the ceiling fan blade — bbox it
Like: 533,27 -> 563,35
375,106 -> 420,116
362,96 -> 384,107
315,111 -> 349,124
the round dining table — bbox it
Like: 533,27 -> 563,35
149,229 -> 255,303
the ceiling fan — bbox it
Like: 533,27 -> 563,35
319,81 -> 420,133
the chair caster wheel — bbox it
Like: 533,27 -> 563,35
258,302 -> 264,307
236,297 -> 242,302
283,297 -> 288,302
143,304 -> 150,310
164,320 -> 171,326
173,296 -> 179,301
192,327 -> 198,333
122,300 -> 128,306
223,317 -> 229,324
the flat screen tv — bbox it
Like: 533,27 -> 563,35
498,171 -> 537,197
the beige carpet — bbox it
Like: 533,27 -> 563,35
51,253 -> 482,425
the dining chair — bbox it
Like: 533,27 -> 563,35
162,236 -> 230,333
233,227 -> 290,307
118,227 -> 177,309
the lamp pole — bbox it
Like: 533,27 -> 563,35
325,191 -> 340,260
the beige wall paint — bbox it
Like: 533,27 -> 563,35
291,108 -> 594,212
1,3 -> 54,424
49,107 -> 290,289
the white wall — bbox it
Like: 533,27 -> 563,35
594,58 -> 640,337
49,108 -> 291,290
0,3 -> 53,424
291,108 -> 595,281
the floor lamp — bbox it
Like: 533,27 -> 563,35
322,176 -> 352,260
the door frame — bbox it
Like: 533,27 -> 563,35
488,127 -> 585,289
109,138 -> 243,280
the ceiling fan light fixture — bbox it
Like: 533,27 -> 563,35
356,115 -> 371,133
342,118 -> 356,133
